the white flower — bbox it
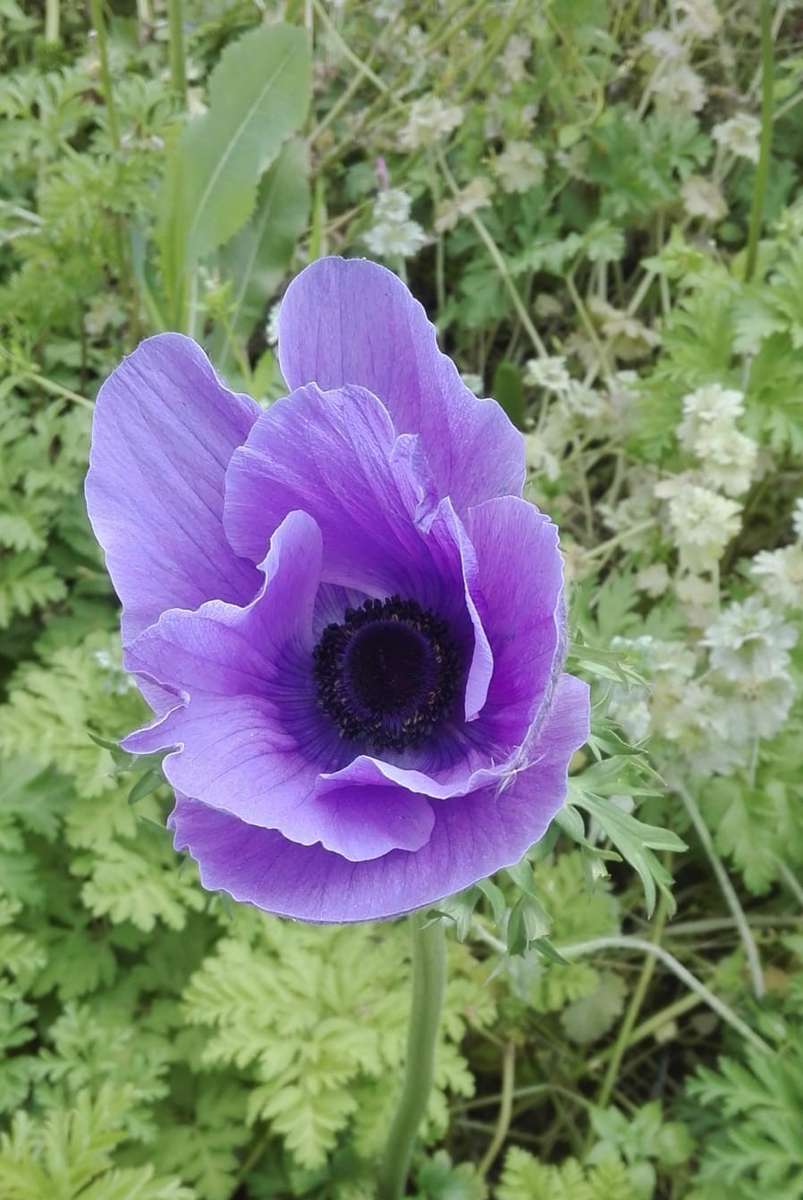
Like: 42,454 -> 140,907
606,371 -> 640,421
187,87 -> 207,117
679,383 -> 744,435
793,497 -> 803,541
675,0 -> 722,38
609,687 -> 652,743
502,34 -> 531,82
589,299 -> 661,360
364,189 -> 428,260
599,468 -> 661,535
713,114 -> 761,162
695,427 -> 757,496
677,384 -> 756,495
264,302 -> 281,347
653,63 -> 707,113
524,431 -> 561,481
656,477 -> 741,571
399,96 -> 463,150
675,572 -> 719,625
719,673 -> 797,741
637,563 -> 671,597
681,175 -> 727,222
434,177 -> 493,233
494,140 -> 546,193
460,372 -> 484,396
565,381 -> 608,420
642,29 -> 685,60
523,355 -> 571,393
85,295 -> 125,337
534,292 -> 562,319
703,596 -> 797,682
750,545 -> 803,608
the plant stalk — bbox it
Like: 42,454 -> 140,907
745,0 -> 774,282
88,0 -> 120,150
595,892 -> 669,1112
675,779 -> 764,998
378,915 -> 446,1200
45,0 -> 60,45
478,1041 -> 515,1178
167,0 -> 187,108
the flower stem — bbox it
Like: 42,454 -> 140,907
745,0 -> 774,283
378,914 -> 446,1200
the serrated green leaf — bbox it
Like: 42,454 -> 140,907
571,789 -> 685,915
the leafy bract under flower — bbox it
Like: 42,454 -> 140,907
85,257 -> 588,922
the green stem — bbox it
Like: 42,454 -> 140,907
587,991 -> 704,1073
45,0 -> 60,44
435,149 -> 548,360
478,1042 -> 515,1179
674,779 -> 764,998
88,0 -> 120,150
167,0 -> 187,108
595,892 -> 668,1111
0,350 -> 93,411
745,0 -> 774,283
471,922 -> 772,1055
565,270 -> 612,381
378,915 -> 447,1200
776,859 -> 803,908
559,937 -> 772,1055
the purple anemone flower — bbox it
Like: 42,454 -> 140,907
85,257 -> 589,923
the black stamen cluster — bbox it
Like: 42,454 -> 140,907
313,595 -> 461,752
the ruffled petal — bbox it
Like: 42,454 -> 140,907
224,384 -> 493,719
122,510 -> 435,863
277,257 -> 525,513
168,673 -> 590,923
320,494 -> 565,797
465,495 -> 565,746
122,510 -> 335,820
85,333 -> 261,642
224,383 -> 435,585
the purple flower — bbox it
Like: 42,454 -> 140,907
85,257 -> 589,923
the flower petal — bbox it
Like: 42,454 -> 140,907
85,333 -> 261,642
122,510 -> 435,862
224,383 -> 493,718
168,673 -> 590,923
319,495 -> 565,797
465,495 -> 565,746
277,257 -> 525,512
223,383 -> 434,587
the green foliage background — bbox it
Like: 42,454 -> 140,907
1,1 -> 802,1197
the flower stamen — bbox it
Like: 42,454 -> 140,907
313,595 -> 461,752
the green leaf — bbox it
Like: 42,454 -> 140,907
159,22 -> 311,325
211,137 -> 310,367
570,788 -> 685,916
492,360 -> 526,430
561,971 -> 626,1044
127,766 -> 164,807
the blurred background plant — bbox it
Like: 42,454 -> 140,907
0,1 -> 802,1197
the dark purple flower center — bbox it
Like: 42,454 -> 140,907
313,596 -> 461,752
